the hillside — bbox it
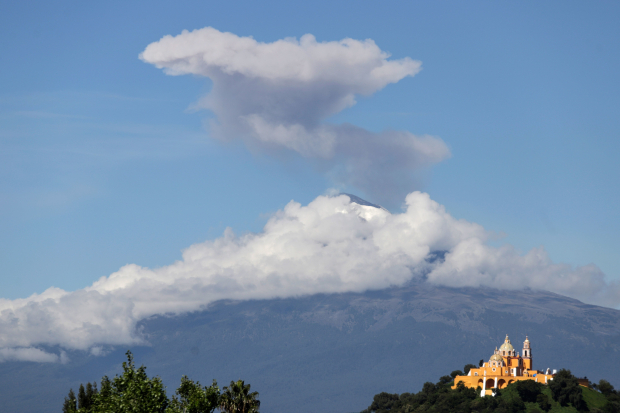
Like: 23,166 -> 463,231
361,370 -> 613,413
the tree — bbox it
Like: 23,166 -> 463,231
62,352 -> 261,413
78,384 -> 87,411
91,351 -> 169,413
603,401 -> 620,413
479,359 -> 484,367
600,380 -> 617,397
515,379 -> 542,403
463,364 -> 477,375
537,393 -> 551,412
77,382 -> 98,411
450,370 -> 463,379
219,380 -> 260,413
549,369 -> 587,412
363,392 -> 400,413
167,376 -> 220,413
438,375 -> 452,385
62,389 -> 77,413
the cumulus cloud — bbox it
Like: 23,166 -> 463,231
0,347 -> 65,363
0,192 -> 617,361
140,28 -> 450,202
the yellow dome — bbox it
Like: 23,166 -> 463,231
489,354 -> 503,363
499,335 -> 514,352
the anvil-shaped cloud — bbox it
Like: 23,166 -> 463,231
0,193 -> 617,362
140,28 -> 450,203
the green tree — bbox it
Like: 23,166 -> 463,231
77,382 -> 98,411
599,380 -> 616,397
88,383 -> 98,409
598,380 -> 620,413
62,389 -> 77,413
78,384 -> 87,411
91,351 -> 169,413
537,393 -> 551,412
603,401 -> 620,413
219,380 -> 260,413
463,364 -> 477,375
364,392 -> 400,413
450,370 -> 464,379
548,369 -> 587,412
166,376 -> 220,413
438,375 -> 452,385
515,379 -> 542,403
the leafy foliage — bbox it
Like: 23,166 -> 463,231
450,370 -> 464,379
77,382 -> 98,411
361,368 -> 604,413
219,380 -> 261,413
463,364 -> 477,376
62,388 -> 77,413
536,393 -> 551,412
594,379 -> 620,413
91,351 -> 169,413
549,369 -> 588,412
514,379 -> 542,403
167,376 -> 220,413
61,351 -> 259,413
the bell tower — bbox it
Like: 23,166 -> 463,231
522,336 -> 532,370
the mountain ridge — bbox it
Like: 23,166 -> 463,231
2,283 -> 618,412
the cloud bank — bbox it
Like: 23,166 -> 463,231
1,192 -> 618,362
140,28 -> 450,202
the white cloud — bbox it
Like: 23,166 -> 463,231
0,192 -> 617,361
140,28 -> 450,203
0,347 -> 62,363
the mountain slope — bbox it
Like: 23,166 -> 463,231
2,283 -> 619,413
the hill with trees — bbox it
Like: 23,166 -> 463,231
361,366 -> 619,413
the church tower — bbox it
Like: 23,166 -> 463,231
522,336 -> 532,370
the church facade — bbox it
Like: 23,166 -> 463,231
452,335 -> 556,396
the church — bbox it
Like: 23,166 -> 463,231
452,335 -> 556,396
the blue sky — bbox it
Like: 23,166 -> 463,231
1,0 -> 619,304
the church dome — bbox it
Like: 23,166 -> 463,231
490,354 -> 503,362
499,335 -> 514,352
489,354 -> 504,366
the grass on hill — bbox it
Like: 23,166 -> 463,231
580,387 -> 607,411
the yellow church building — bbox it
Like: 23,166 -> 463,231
452,335 -> 556,396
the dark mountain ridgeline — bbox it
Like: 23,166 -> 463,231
1,283 -> 620,413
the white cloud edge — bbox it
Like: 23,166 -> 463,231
139,27 -> 448,204
0,191 -> 617,363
